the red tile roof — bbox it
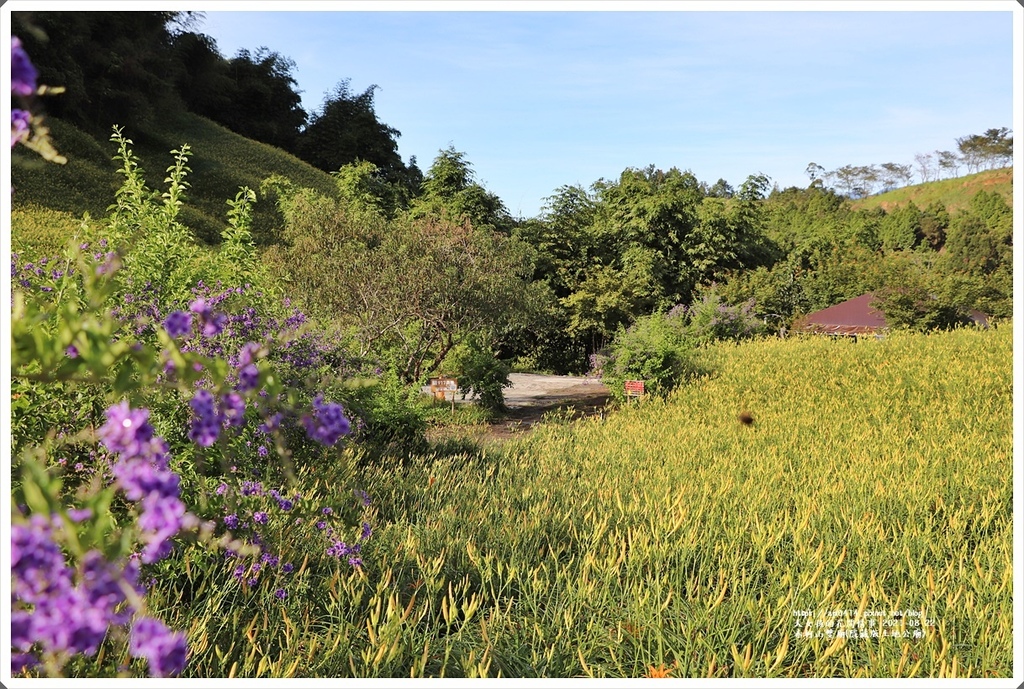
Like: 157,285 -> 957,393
796,293 -> 887,335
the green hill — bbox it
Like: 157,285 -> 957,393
11,112 -> 340,256
850,167 -> 1012,214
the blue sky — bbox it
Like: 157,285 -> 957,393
198,7 -> 1013,219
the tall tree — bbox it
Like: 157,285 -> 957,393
215,47 -> 307,152
411,147 -> 513,233
11,11 -> 188,135
296,80 -> 418,199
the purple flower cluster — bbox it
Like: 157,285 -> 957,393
267,488 -> 296,512
12,515 -> 185,676
326,538 -> 363,567
11,37 -> 38,96
130,617 -> 188,678
180,282 -> 349,383
11,37 -> 37,149
99,402 -> 188,563
188,389 -> 248,447
12,518 -> 135,669
189,298 -> 227,337
301,396 -> 351,446
163,310 -> 192,338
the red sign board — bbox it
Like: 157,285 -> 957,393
624,380 -> 645,397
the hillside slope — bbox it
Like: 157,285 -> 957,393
850,167 -> 1012,214
11,112 -> 340,253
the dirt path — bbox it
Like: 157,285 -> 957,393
424,373 -> 612,441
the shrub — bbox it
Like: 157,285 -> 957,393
602,309 -> 696,402
445,334 -> 512,413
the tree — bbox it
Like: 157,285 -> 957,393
411,146 -> 513,233
170,32 -> 238,121
878,162 -> 911,191
805,162 -> 826,185
914,152 -> 935,183
296,80 -> 417,199
12,11 -> 187,135
935,150 -> 961,179
878,202 -> 922,252
706,178 -> 735,198
981,127 -> 1013,168
214,47 -> 307,151
269,186 -> 537,384
942,191 -> 1012,275
832,164 -> 861,197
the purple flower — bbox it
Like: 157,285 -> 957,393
223,513 -> 239,529
99,402 -> 156,459
65,344 -> 79,358
189,298 -> 227,337
130,617 -> 187,677
281,563 -> 294,574
355,490 -> 371,507
257,445 -> 268,458
253,511 -> 268,525
232,565 -> 245,579
321,507 -> 333,515
162,311 -> 192,339
359,522 -> 372,541
11,108 -> 30,147
237,363 -> 259,393
12,518 -> 148,669
302,396 -> 351,446
68,508 -> 92,523
327,541 -> 346,558
258,413 -> 282,435
240,481 -> 263,496
219,392 -> 246,428
11,37 -> 38,96
238,342 -> 261,367
316,521 -> 327,530
274,588 -> 287,600
188,390 -> 220,447
215,482 -> 228,496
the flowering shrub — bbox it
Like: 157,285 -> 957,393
600,289 -> 764,400
11,241 -> 362,676
9,40 -> 367,677
601,309 -> 697,401
682,288 -> 766,344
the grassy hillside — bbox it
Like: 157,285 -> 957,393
850,167 -> 1012,214
145,326 -> 1011,678
10,112 -> 339,255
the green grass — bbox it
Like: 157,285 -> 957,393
850,167 -> 1012,214
145,325 -> 1011,678
11,112 -> 339,248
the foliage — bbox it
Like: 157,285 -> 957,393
205,47 -> 307,152
683,287 -> 767,345
267,182 -> 540,385
600,308 -> 697,402
12,11 -> 187,137
411,146 -> 512,233
296,79 -> 420,199
9,144 -> 373,679
445,334 -> 513,413
850,167 -> 1011,215
136,326 -> 1008,678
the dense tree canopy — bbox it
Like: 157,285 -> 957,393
12,11 -> 187,136
296,80 -> 420,201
